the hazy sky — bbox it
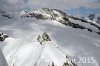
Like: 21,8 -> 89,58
0,0 -> 100,15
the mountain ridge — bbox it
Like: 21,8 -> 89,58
19,8 -> 100,35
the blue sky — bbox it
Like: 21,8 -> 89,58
0,0 -> 100,16
67,7 -> 100,16
23,0 -> 100,16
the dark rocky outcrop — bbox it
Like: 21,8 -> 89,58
37,32 -> 51,45
0,11 -> 13,19
0,33 -> 9,41
97,16 -> 100,23
88,14 -> 95,20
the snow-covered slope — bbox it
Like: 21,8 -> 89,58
0,8 -> 100,66
0,48 -> 8,66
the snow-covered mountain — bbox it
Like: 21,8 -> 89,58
87,14 -> 100,24
19,8 -> 100,35
81,14 -> 100,25
0,8 -> 100,66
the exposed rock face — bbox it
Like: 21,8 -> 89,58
0,32 -> 9,41
20,8 -> 69,22
37,32 -> 51,45
0,11 -> 13,19
20,10 -> 31,18
63,61 -> 78,66
97,16 -> 100,23
88,14 -> 95,20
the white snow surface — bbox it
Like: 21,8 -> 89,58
0,48 -> 8,66
0,14 -> 100,66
